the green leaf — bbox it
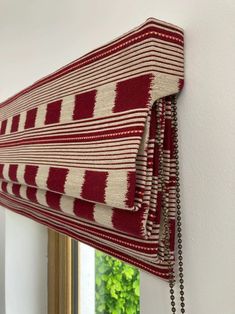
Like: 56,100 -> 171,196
97,303 -> 105,312
95,251 -> 140,313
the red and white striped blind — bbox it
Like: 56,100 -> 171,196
0,18 -> 184,279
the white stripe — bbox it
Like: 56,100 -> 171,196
2,164 -> 10,180
19,185 -> 27,199
105,170 -> 128,209
93,203 -> 114,228
36,189 -> 48,207
93,82 -> 116,117
5,117 -> 12,134
35,165 -> 50,188
150,72 -> 179,101
6,182 -> 13,195
18,111 -> 27,132
34,104 -> 47,128
60,95 -> 75,124
17,164 -> 26,183
64,168 -> 85,198
60,195 -> 75,215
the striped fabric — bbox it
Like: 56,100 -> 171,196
0,18 -> 184,279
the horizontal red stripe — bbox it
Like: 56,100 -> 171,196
0,22 -> 183,109
1,60 -> 183,119
0,126 -> 144,148
0,114 -> 148,143
1,42 -> 183,114
1,111 -> 147,145
0,192 -> 172,279
0,190 -> 158,248
80,19 -> 183,59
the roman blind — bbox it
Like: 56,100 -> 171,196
0,17 -> 185,312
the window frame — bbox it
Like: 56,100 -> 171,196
48,229 -> 74,314
47,229 -> 140,314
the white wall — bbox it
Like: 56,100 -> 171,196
1,1 -> 235,314
139,1 -> 235,314
0,208 -> 5,314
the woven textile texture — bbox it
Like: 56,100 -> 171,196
0,18 -> 184,279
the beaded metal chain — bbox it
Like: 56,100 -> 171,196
159,95 -> 186,313
170,95 -> 185,313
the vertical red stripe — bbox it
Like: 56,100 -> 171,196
47,167 -> 68,193
81,170 -> 107,203
112,206 -> 144,237
73,90 -> 96,120
169,219 -> 176,251
26,187 -> 38,203
12,183 -> 21,197
46,191 -> 61,210
125,171 -> 136,208
1,181 -> 7,193
149,106 -> 157,140
0,120 -> 7,135
25,108 -> 38,129
9,164 -> 18,182
10,114 -> 20,133
0,164 -> 3,179
74,198 -> 95,221
113,74 -> 152,112
178,78 -> 184,90
163,118 -> 172,151
156,192 -> 163,224
24,165 -> 38,186
45,100 -> 62,125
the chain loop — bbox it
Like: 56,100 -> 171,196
171,95 -> 185,313
160,95 -> 186,313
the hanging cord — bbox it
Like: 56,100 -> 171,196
155,95 -> 185,313
168,95 -> 186,313
160,95 -> 186,313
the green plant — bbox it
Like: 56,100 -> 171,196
95,250 -> 140,314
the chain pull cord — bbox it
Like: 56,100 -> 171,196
168,95 -> 185,313
155,96 -> 185,313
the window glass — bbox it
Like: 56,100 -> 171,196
95,250 -> 140,314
